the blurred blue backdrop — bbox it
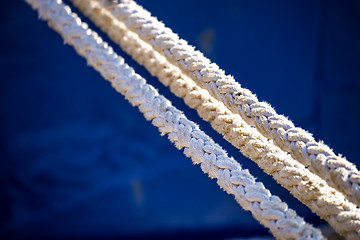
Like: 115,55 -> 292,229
1,0 -> 360,239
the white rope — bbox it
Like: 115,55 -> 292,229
25,0 -> 324,239
68,0 -> 360,238
100,0 -> 360,207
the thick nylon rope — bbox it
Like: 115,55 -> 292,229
69,0 -> 360,238
98,0 -> 360,207
25,0 -> 325,239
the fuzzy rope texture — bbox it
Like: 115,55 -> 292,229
99,0 -> 360,207
25,0 -> 325,239
69,0 -> 360,238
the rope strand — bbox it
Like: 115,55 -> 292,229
68,0 -> 360,238
25,0 -> 324,239
99,0 -> 360,207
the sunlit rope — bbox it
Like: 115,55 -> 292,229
24,0 -> 325,239
68,0 -> 360,238
98,0 -> 360,208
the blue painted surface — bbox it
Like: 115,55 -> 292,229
1,0 -> 359,239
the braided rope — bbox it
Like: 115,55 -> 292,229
99,0 -> 360,207
68,0 -> 360,238
24,1 -> 326,239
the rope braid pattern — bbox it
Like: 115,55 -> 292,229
69,0 -> 360,238
101,0 -> 360,207
24,1 -> 325,239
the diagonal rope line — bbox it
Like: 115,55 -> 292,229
25,0 -> 325,239
68,0 -> 360,238
96,0 -> 360,207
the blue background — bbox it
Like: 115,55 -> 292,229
1,0 -> 360,239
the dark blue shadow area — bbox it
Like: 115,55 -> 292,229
0,0 -> 359,239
